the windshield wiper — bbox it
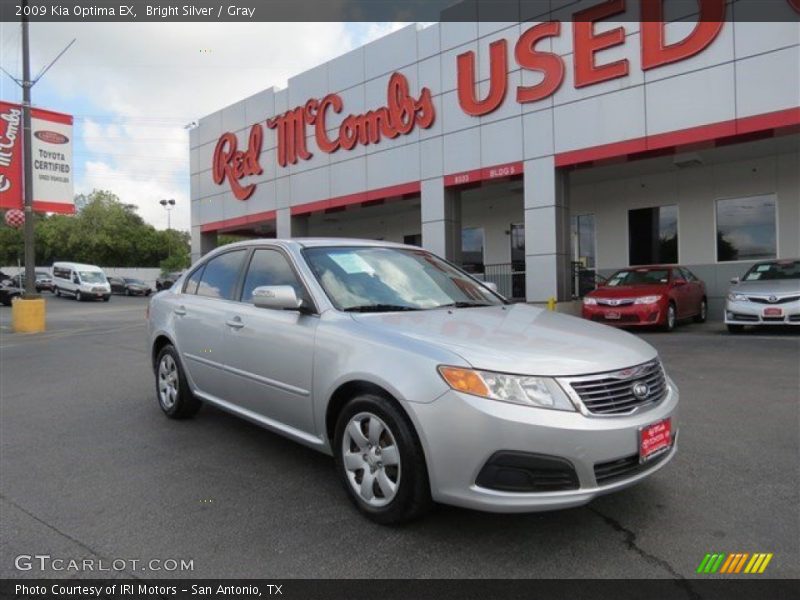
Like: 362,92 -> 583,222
436,301 -> 494,309
343,304 -> 422,313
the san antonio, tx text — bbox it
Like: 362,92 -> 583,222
16,584 -> 281,597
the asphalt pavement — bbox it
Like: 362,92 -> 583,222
0,295 -> 798,579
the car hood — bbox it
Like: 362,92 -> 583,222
731,279 -> 800,295
350,304 -> 657,376
589,284 -> 667,298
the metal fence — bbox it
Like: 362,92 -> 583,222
478,263 -> 526,301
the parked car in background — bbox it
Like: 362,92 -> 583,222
52,262 -> 111,301
109,276 -> 152,296
725,259 -> 800,332
148,239 -> 678,524
582,266 -> 707,331
6,271 -> 54,293
0,283 -> 21,306
155,271 -> 183,291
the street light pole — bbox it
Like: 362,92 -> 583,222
159,198 -> 176,257
21,6 -> 35,296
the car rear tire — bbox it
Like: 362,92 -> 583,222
662,302 -> 677,332
126,288 -> 131,296
727,324 -> 745,334
155,344 -> 201,419
694,298 -> 708,323
54,287 -> 60,297
334,393 -> 432,525
103,295 -> 110,302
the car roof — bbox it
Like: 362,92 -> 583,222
214,237 -> 413,252
53,262 -> 104,270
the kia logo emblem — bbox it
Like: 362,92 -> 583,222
632,382 -> 649,399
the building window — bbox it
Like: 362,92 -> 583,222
403,234 -> 422,247
571,214 -> 596,269
461,227 -> 484,273
628,205 -> 678,265
510,223 -> 525,271
716,195 -> 777,262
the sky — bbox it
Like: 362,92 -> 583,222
0,22 -> 406,231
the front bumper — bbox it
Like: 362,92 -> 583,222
408,380 -> 679,513
725,299 -> 800,326
582,302 -> 665,327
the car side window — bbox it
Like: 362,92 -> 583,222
196,250 -> 247,300
241,248 -> 308,305
183,265 -> 205,295
683,268 -> 697,282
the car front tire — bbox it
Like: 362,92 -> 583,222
154,344 -> 201,419
54,287 -> 60,297
334,393 -> 432,525
662,302 -> 677,332
75,290 -> 82,301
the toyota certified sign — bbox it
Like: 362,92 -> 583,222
0,101 -> 74,214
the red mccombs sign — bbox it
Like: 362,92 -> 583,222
212,0 -> 733,199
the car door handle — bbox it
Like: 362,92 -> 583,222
174,306 -> 186,316
226,317 -> 245,329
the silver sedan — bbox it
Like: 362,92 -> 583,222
725,259 -> 800,332
147,239 -> 679,524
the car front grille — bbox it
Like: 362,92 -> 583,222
747,295 -> 800,305
596,298 -> 635,306
92,287 -> 105,292
594,448 -> 671,485
564,359 -> 668,416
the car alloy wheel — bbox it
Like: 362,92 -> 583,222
158,353 -> 179,410
75,290 -> 82,301
663,303 -> 676,331
695,299 -> 707,323
341,412 -> 401,508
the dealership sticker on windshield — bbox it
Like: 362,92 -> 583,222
639,418 -> 671,463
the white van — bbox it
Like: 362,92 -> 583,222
52,262 -> 111,302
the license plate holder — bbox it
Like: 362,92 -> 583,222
763,307 -> 783,317
639,418 -> 672,463
605,311 -> 621,320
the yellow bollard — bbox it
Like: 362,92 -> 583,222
546,296 -> 556,311
11,296 -> 46,333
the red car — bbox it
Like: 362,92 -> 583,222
582,266 -> 707,331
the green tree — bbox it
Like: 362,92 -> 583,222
1,189 -> 190,268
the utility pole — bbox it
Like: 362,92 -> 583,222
20,4 -> 35,296
160,198 -> 176,257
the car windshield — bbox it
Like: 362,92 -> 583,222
605,269 -> 670,286
303,246 -> 504,312
124,278 -> 144,284
79,271 -> 107,283
743,260 -> 800,281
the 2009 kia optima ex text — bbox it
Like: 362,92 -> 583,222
147,239 -> 679,524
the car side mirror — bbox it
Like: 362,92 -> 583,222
252,285 -> 305,311
730,276 -> 740,284
483,281 -> 498,293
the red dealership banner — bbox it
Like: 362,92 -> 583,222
0,101 -> 74,214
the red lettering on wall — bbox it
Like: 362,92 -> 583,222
457,39 -> 508,116
573,0 -> 629,88
641,0 -> 726,70
515,21 -> 566,104
211,124 -> 263,200
268,72 -> 434,167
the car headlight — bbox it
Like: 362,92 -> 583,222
583,297 -> 597,305
728,292 -> 747,302
438,366 -> 575,411
634,295 -> 662,304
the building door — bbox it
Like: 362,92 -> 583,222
571,214 -> 596,297
509,223 -> 526,300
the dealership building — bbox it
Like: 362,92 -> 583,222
190,8 -> 799,316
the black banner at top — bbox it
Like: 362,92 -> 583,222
0,0 -> 799,22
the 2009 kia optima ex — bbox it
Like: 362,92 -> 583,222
148,239 -> 679,524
